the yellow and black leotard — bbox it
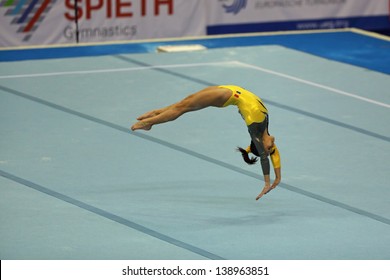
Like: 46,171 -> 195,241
220,85 -> 268,125
219,85 -> 281,175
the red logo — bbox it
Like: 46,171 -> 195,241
65,0 -> 174,20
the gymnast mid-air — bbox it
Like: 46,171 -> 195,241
131,85 -> 281,200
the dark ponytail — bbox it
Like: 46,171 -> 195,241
237,147 -> 258,165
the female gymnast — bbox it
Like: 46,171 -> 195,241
131,85 -> 281,200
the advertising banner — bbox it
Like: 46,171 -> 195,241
207,0 -> 390,34
0,0 -> 207,47
0,0 -> 389,47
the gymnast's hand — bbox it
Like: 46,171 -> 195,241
256,183 -> 272,200
256,178 -> 280,200
269,177 -> 280,192
256,168 -> 281,200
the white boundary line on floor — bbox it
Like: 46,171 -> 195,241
1,58 -> 388,109
0,61 -> 236,79
233,61 -> 390,109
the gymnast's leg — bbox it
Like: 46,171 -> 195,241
131,86 -> 231,131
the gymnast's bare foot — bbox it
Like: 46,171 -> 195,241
131,121 -> 153,131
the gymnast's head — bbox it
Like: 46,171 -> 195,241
237,136 -> 275,165
262,134 -> 275,155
